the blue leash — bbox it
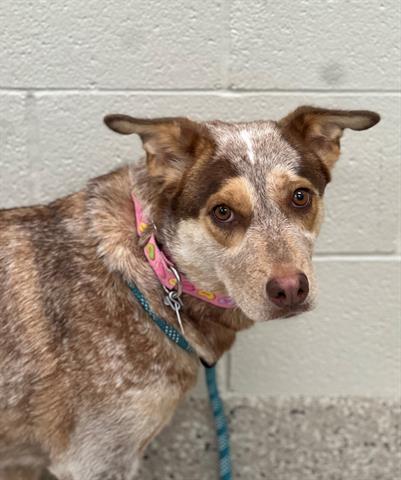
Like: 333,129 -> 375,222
128,282 -> 233,480
205,365 -> 233,480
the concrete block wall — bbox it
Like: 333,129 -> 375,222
1,1 -> 400,478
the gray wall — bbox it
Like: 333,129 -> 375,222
1,1 -> 400,478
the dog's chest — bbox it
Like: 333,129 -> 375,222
77,330 -> 199,440
65,378 -> 189,465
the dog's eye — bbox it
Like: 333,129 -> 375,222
212,205 -> 234,223
292,189 -> 311,208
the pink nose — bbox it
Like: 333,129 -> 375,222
266,273 -> 309,308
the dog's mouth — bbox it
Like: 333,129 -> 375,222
269,302 -> 311,321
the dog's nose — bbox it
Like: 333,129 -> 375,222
266,273 -> 309,308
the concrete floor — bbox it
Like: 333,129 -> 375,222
138,396 -> 400,480
37,396 -> 400,480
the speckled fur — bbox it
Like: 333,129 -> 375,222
0,106 -> 379,479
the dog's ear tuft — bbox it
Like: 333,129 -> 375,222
104,114 -> 206,154
104,114 -> 213,184
104,114 -> 144,135
278,106 -> 380,170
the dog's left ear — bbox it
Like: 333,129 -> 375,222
278,106 -> 380,170
104,114 -> 211,181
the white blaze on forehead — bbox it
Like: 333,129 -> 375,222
240,130 -> 255,164
207,120 -> 300,173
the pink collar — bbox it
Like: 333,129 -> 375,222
132,193 -> 236,309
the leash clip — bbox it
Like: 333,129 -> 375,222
163,266 -> 185,334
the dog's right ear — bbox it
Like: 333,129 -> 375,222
104,114 -> 212,181
104,114 -> 209,158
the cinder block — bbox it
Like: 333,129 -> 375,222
230,0 -> 401,90
229,260 -> 401,397
0,93 -> 32,208
30,92 -> 398,253
0,1 -> 225,89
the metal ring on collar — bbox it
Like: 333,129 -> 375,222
164,265 -> 183,297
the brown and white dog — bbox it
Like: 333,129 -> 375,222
0,106 -> 379,479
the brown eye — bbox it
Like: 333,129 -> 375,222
292,189 -> 311,208
212,204 -> 234,223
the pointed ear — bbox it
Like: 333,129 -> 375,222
104,114 -> 212,182
278,106 -> 380,170
104,114 -> 207,156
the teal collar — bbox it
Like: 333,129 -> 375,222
128,282 -> 194,354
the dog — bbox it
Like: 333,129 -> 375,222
0,106 -> 379,479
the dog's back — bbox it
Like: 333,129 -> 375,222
0,198 -> 90,467
0,190 -> 131,468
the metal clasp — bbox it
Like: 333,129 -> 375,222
163,266 -> 185,334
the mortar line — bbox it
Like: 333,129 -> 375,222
1,87 -> 400,95
221,0 -> 232,89
313,254 -> 401,262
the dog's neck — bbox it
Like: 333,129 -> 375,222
87,163 -> 253,364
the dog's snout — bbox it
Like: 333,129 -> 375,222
266,273 -> 309,308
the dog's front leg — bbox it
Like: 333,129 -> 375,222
55,472 -> 139,480
49,452 -> 140,480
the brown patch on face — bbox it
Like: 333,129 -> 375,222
278,126 -> 330,194
199,177 -> 254,248
267,168 -> 323,233
297,151 -> 331,194
172,152 -> 239,220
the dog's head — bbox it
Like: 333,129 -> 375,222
104,107 -> 379,322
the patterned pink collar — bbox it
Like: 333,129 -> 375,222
132,193 -> 236,309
